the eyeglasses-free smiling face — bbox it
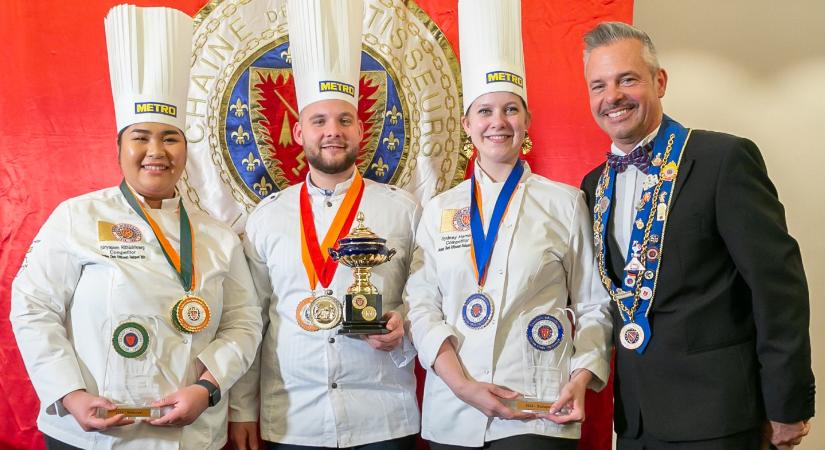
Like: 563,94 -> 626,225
293,99 -> 364,176
585,38 -> 667,153
119,122 -> 187,207
462,91 -> 531,170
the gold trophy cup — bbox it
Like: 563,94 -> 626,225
328,212 -> 395,334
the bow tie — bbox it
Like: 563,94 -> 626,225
606,143 -> 652,174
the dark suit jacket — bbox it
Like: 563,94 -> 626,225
580,129 -> 815,441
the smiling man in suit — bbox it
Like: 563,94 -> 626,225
579,22 -> 814,450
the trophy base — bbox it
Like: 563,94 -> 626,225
504,397 -> 556,414
338,320 -> 389,335
96,405 -> 172,419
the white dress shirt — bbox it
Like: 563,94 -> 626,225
231,174 -> 421,447
610,127 -> 659,258
10,187 -> 262,450
404,163 -> 612,446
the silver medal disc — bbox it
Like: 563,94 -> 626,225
619,322 -> 645,350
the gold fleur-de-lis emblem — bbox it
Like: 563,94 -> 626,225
231,125 -> 250,145
242,152 -> 261,172
280,47 -> 291,64
229,98 -> 249,117
384,105 -> 402,125
253,176 -> 273,196
371,157 -> 389,177
382,131 -> 400,151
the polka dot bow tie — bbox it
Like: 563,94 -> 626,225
606,143 -> 653,174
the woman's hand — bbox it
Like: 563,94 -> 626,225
61,390 -> 134,431
539,369 -> 592,424
147,384 -> 210,427
454,380 -> 536,420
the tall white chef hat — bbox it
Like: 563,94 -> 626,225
105,4 -> 193,133
287,0 -> 364,113
459,0 -> 527,113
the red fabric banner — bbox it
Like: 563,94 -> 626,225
0,1 -> 631,448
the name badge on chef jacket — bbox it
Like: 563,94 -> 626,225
97,220 -> 148,260
437,207 -> 471,252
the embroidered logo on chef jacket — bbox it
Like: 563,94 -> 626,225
15,240 -> 39,277
437,207 -> 471,252
97,220 -> 147,259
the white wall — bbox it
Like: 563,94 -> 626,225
633,1 -> 825,448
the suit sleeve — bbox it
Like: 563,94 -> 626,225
715,138 -> 814,422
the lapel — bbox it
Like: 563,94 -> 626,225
670,153 -> 694,207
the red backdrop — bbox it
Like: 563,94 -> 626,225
0,0 -> 631,448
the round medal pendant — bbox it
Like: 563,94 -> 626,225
296,297 -> 320,332
462,293 -> 494,329
309,295 -> 342,330
173,296 -> 211,333
113,321 -> 150,358
526,314 -> 564,351
620,322 -> 645,350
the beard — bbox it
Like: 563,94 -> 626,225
304,140 -> 360,175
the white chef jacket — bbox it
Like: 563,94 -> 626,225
10,186 -> 262,450
404,163 -> 612,446
230,174 -> 421,447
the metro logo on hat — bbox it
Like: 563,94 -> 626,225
459,0 -> 527,113
287,0 -> 364,113
105,5 -> 193,132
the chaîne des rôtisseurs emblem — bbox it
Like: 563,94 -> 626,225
183,0 -> 465,232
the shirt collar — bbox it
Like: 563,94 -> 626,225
473,160 -> 532,185
305,169 -> 356,197
610,125 -> 660,156
126,183 -> 181,210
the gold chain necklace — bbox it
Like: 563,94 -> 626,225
594,133 -> 676,321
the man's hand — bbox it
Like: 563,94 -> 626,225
229,421 -> 260,450
61,390 -> 134,431
765,419 -> 811,449
364,311 -> 404,351
147,384 -> 210,427
454,380 -> 536,420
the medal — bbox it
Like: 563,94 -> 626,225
119,181 -> 209,334
113,321 -> 149,358
296,297 -> 320,332
298,172 -> 365,331
591,116 -> 691,354
309,294 -> 343,329
465,160 -> 524,330
619,322 -> 645,350
462,292 -> 493,329
526,314 -> 563,351
172,295 -> 211,333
